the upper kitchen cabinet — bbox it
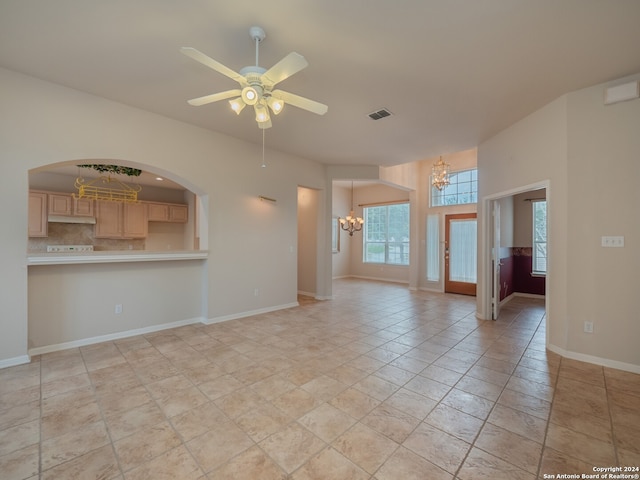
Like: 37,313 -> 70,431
28,191 -> 48,237
95,201 -> 147,239
147,202 -> 188,223
48,193 -> 94,217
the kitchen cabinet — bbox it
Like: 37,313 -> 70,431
29,191 -> 48,237
124,202 -> 148,238
48,193 -> 72,215
147,202 -> 188,223
48,193 -> 94,217
95,201 -> 147,238
73,197 -> 94,217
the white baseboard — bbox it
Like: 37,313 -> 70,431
205,302 -> 299,325
0,355 -> 31,369
349,275 -> 409,285
28,317 -> 205,357
419,286 -> 444,294
548,343 -> 640,374
499,292 -> 515,306
514,292 -> 545,299
314,295 -> 334,300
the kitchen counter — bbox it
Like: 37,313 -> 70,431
27,250 -> 208,265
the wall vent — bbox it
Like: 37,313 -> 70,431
368,108 -> 393,120
604,81 -> 639,105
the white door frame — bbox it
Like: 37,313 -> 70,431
492,201 -> 501,320
480,180 -> 550,322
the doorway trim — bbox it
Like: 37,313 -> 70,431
480,180 -> 550,330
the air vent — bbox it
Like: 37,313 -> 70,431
368,108 -> 393,120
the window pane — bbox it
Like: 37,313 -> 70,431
532,200 -> 547,274
363,203 -> 409,265
426,214 -> 439,281
431,168 -> 478,207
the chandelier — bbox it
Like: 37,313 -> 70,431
339,181 -> 364,236
432,156 -> 451,191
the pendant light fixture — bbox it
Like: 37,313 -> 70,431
339,181 -> 364,236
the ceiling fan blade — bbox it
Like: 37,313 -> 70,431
272,90 -> 328,115
187,89 -> 241,106
261,52 -> 308,87
180,47 -> 245,83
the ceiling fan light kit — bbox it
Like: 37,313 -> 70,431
181,26 -> 327,129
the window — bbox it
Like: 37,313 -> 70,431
426,214 -> 439,281
431,168 -> 477,207
532,200 -> 547,274
363,203 -> 409,265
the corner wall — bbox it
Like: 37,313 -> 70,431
478,73 -> 640,371
0,67 -> 327,364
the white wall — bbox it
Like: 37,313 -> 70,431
479,73 -> 640,372
0,67 -> 327,365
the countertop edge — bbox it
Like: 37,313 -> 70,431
27,251 -> 208,265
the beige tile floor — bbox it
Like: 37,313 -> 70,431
1,278 -> 639,479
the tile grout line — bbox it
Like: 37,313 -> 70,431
603,367 -> 619,467
534,312 -> 559,480
38,355 -> 43,479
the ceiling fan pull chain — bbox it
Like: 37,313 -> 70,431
261,128 -> 266,168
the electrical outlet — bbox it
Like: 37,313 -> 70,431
584,321 -> 593,333
254,288 -> 259,297
601,236 -> 624,247
115,304 -> 123,314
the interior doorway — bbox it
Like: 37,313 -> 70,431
445,213 -> 477,296
484,182 -> 548,321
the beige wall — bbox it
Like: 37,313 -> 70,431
349,183 -> 411,284
416,149 -> 478,291
331,184 -> 352,279
28,261 -> 204,350
297,186 -> 319,296
478,73 -> 640,371
0,67 -> 327,365
513,190 -> 546,247
565,75 -> 640,367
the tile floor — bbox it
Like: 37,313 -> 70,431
1,278 -> 639,479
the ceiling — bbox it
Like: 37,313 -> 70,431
1,1 -> 639,168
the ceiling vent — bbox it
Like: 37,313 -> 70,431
368,108 -> 393,120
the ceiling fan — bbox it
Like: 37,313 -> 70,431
181,26 -> 328,129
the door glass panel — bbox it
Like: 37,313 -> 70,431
449,219 -> 477,283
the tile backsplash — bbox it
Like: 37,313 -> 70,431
28,223 -> 145,252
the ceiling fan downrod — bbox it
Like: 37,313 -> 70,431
249,26 -> 266,67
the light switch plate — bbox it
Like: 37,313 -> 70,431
601,236 -> 624,247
